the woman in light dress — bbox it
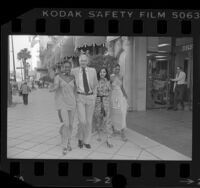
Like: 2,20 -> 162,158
93,67 -> 113,148
50,61 -> 76,155
53,65 -> 64,126
110,64 -> 128,142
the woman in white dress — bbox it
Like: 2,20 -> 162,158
110,64 -> 128,141
50,61 -> 76,155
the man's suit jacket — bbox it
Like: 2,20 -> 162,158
71,66 -> 98,94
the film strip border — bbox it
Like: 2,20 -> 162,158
3,160 -> 199,186
1,8 -> 200,187
3,9 -> 200,35
9,17 -> 200,35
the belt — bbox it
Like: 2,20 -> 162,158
97,95 -> 109,98
77,91 -> 93,95
177,84 -> 185,86
97,95 -> 109,102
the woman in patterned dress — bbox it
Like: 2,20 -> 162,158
50,61 -> 76,155
94,67 -> 113,148
110,64 -> 128,142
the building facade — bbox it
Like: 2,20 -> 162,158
107,37 -> 193,111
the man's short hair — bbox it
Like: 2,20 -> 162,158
177,66 -> 182,70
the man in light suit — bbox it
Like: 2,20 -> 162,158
71,53 -> 98,149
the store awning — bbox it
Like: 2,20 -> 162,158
74,36 -> 106,49
61,37 -> 75,58
106,36 -> 120,42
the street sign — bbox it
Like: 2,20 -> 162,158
16,67 -> 24,69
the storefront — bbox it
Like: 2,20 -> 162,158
146,37 -> 193,110
106,36 -> 193,111
146,37 -> 171,109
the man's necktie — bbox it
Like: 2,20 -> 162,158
82,67 -> 90,93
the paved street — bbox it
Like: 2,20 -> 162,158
7,88 -> 191,160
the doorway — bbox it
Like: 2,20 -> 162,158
146,54 -> 170,109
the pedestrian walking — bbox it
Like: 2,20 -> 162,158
110,64 -> 128,142
20,81 -> 31,105
49,61 -> 76,155
71,52 -> 98,149
49,65 -> 64,126
93,67 -> 113,148
170,66 -> 187,110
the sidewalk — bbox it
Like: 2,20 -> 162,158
127,109 -> 192,157
7,88 -> 191,160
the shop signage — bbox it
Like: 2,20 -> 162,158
182,44 -> 193,51
176,43 -> 193,53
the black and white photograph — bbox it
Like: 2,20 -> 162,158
7,36 -> 193,160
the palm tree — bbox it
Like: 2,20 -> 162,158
17,48 -> 31,81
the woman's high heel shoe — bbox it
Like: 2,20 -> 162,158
121,132 -> 128,142
62,148 -> 67,155
67,143 -> 72,151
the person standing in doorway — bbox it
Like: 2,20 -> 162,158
20,81 -> 31,105
71,53 -> 98,149
170,66 -> 186,110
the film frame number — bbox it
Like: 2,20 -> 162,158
105,176 -> 112,184
86,176 -> 112,184
172,11 -> 200,19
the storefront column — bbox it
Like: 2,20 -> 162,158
132,37 -> 147,111
124,37 -> 133,111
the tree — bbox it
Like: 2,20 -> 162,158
17,48 -> 31,81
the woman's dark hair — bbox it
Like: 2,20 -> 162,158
115,64 -> 120,68
97,67 -> 110,80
